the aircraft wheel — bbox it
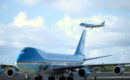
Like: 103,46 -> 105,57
67,77 -> 73,80
24,74 -> 29,80
48,76 -> 55,80
94,75 -> 96,80
59,76 -> 66,80
25,78 -> 29,80
35,75 -> 42,80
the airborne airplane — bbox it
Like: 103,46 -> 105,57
80,21 -> 105,28
5,29 -> 130,80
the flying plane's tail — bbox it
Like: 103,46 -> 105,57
100,21 -> 105,26
75,29 -> 86,55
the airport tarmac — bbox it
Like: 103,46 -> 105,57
0,72 -> 130,80
95,72 -> 130,80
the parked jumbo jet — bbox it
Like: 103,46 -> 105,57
5,29 -> 130,80
80,21 -> 105,28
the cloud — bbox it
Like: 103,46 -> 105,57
52,0 -> 90,15
14,0 -> 56,6
13,12 -> 45,28
1,11 -> 130,64
86,19 -> 130,48
0,40 -> 6,46
55,15 -> 130,63
53,0 -> 130,15
14,0 -> 40,6
101,0 -> 130,11
56,15 -> 105,40
12,0 -> 130,17
55,14 -> 130,49
57,15 -> 82,40
11,40 -> 27,48
86,46 -> 130,63
14,0 -> 130,15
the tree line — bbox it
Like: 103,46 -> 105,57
94,66 -> 130,72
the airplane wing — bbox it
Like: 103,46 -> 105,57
0,64 -> 14,68
0,64 -> 19,71
53,63 -> 130,71
53,55 -> 112,71
53,65 -> 84,71
82,55 -> 112,62
85,63 -> 130,67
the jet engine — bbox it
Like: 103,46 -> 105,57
6,68 -> 18,77
0,66 -> 4,74
113,65 -> 124,75
78,68 -> 90,77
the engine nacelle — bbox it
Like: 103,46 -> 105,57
6,68 -> 18,77
113,65 -> 124,75
0,66 -> 4,74
78,68 -> 90,77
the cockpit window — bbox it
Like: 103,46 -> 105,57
21,49 -> 28,52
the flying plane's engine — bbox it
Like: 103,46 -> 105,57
6,68 -> 18,77
113,65 -> 124,75
78,68 -> 90,77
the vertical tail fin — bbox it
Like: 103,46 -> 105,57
75,29 -> 86,55
100,21 -> 105,26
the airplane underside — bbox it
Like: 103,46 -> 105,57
15,62 -> 91,80
24,70 -> 91,80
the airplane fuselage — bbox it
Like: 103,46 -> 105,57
80,21 -> 105,28
80,23 -> 103,28
16,47 -> 84,74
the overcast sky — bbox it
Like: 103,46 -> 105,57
0,0 -> 130,64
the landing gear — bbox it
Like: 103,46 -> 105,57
67,72 -> 73,80
94,75 -> 96,80
59,76 -> 66,80
48,76 -> 55,80
67,77 -> 73,80
24,74 -> 29,80
35,75 -> 43,80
